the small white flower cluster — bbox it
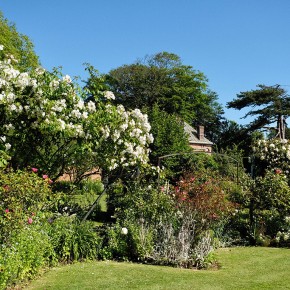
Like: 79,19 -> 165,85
276,214 -> 290,243
62,74 -> 72,83
104,91 -> 115,100
121,227 -> 128,235
0,135 -> 11,151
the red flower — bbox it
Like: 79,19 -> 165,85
4,209 -> 9,213
42,174 -> 49,179
275,169 -> 282,174
31,167 -> 38,173
27,217 -> 33,224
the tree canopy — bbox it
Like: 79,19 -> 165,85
103,52 -> 224,129
227,84 -> 290,139
0,11 -> 40,71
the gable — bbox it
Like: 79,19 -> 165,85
184,122 -> 213,146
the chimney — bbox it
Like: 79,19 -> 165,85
197,125 -> 204,140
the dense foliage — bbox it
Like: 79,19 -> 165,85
0,12 -> 39,71
103,52 -> 224,141
101,167 -> 237,269
147,104 -> 191,178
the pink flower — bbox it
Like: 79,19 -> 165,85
4,209 -> 9,213
42,174 -> 49,179
48,179 -> 53,184
31,167 -> 38,173
28,217 -> 33,224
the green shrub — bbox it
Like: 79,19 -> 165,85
47,215 -> 102,262
252,171 -> 290,214
0,224 -> 53,289
101,224 -> 130,261
103,177 -> 227,268
271,215 -> 290,247
227,170 -> 290,245
174,172 -> 236,241
0,169 -> 52,243
101,221 -> 154,262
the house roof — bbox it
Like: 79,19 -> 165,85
184,122 -> 213,145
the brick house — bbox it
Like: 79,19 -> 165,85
184,122 -> 213,153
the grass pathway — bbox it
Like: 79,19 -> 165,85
24,247 -> 290,290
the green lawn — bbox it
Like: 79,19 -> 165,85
23,247 -> 290,290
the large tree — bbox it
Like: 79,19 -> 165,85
103,52 -> 224,131
227,84 -> 290,139
0,11 -> 40,71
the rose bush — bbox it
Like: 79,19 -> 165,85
253,138 -> 290,176
0,44 -> 153,180
0,168 -> 52,243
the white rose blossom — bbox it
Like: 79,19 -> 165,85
5,143 -> 11,151
104,91 -> 115,100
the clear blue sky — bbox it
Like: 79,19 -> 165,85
2,0 -> 290,124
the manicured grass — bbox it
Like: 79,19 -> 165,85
24,247 -> 290,290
